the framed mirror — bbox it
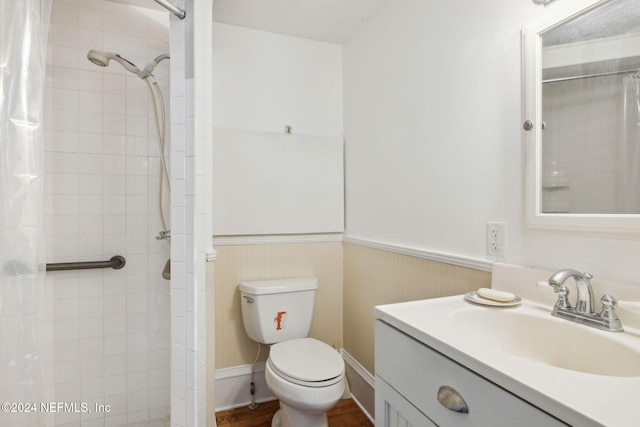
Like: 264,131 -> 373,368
523,0 -> 640,234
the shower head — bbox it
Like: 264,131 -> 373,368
87,50 -> 170,79
87,49 -> 143,77
87,50 -> 110,67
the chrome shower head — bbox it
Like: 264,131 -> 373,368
87,49 -> 143,76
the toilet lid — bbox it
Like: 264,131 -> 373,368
269,338 -> 344,386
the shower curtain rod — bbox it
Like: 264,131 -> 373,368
543,68 -> 639,83
153,0 -> 185,19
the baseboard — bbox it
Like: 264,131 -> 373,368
341,349 -> 375,423
214,362 -> 275,412
215,350 -> 376,424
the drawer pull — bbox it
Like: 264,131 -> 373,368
437,385 -> 469,413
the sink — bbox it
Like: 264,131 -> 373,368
451,306 -> 640,377
375,266 -> 640,426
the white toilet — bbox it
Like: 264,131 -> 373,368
239,277 -> 345,427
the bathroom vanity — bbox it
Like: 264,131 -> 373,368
374,263 -> 640,427
375,320 -> 567,426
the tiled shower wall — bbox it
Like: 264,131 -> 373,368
44,1 -> 171,425
541,75 -> 622,214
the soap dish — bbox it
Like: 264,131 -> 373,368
464,291 -> 522,307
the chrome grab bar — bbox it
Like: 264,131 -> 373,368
46,255 -> 126,272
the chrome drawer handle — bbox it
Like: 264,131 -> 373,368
437,385 -> 469,413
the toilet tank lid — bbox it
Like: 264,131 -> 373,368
239,276 -> 318,295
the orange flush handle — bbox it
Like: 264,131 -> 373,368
274,311 -> 287,330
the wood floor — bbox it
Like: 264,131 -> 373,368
215,398 -> 373,427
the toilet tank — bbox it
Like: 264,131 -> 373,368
239,277 -> 318,344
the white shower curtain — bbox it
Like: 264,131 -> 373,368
620,75 -> 640,214
0,0 -> 51,425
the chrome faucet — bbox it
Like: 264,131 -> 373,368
548,269 -> 595,315
546,269 -> 623,332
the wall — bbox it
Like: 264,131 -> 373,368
211,23 -> 344,237
210,23 -> 345,377
343,0 -> 640,284
212,23 -> 343,136
213,242 -> 343,369
343,243 -> 490,375
169,0 -> 213,425
44,1 -> 170,425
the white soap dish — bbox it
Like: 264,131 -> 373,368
464,291 -> 522,307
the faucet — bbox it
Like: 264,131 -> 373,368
548,269 -> 595,315
546,269 -> 623,332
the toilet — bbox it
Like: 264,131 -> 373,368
239,277 -> 345,427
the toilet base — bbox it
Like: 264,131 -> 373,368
271,409 -> 282,427
271,404 -> 329,427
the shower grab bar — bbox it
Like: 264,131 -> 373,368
46,255 -> 126,272
153,0 -> 186,19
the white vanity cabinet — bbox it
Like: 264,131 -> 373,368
375,320 -> 568,427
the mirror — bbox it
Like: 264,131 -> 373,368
523,0 -> 640,234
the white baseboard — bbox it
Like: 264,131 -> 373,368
215,350 -> 376,424
341,349 -> 375,423
214,362 -> 275,412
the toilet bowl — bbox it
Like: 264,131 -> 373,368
265,338 -> 345,427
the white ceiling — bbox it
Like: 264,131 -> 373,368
212,0 -> 386,44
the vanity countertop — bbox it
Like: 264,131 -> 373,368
374,263 -> 640,427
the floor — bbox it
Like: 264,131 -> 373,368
215,398 -> 374,427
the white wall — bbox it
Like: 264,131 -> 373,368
211,23 -> 344,236
212,23 -> 343,136
344,0 -> 640,284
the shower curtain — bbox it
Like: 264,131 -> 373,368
0,0 -> 51,425
620,75 -> 640,214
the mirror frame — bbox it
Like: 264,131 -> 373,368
523,0 -> 640,236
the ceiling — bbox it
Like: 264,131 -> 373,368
212,0 -> 386,44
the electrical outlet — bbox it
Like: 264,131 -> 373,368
487,222 -> 506,257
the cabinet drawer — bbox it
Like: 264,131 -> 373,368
375,321 -> 567,427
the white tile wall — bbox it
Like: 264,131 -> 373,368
541,74 -> 623,213
169,0 -> 212,425
44,1 -> 171,426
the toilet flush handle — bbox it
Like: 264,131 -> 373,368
243,295 -> 255,303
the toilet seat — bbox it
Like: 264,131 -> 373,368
269,338 -> 344,387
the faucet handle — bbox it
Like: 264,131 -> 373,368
599,294 -> 623,332
600,294 -> 618,317
537,281 -> 572,309
552,284 -> 572,310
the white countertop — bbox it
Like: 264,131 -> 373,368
374,263 -> 640,427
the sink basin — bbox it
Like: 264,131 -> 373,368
451,307 -> 640,377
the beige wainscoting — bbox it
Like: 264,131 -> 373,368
343,242 -> 491,374
213,241 -> 344,369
